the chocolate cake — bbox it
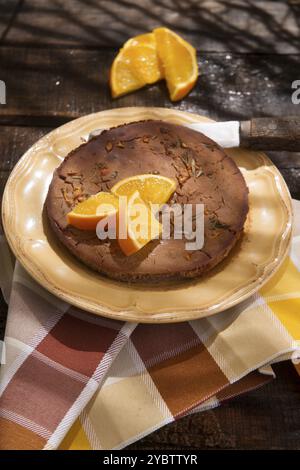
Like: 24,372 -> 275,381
46,121 -> 249,282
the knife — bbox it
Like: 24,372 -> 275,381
186,116 -> 300,150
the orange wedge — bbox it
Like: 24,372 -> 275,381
110,32 -> 163,98
118,190 -> 162,256
153,27 -> 198,101
123,32 -> 158,49
111,174 -> 176,205
67,192 -> 119,230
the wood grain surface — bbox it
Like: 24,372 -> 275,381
0,0 -> 300,450
1,0 -> 300,53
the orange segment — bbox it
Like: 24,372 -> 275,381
153,27 -> 198,101
111,174 -> 176,205
67,192 -> 119,230
118,191 -> 162,256
110,32 -> 163,98
123,32 -> 158,49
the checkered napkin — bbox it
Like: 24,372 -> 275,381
0,201 -> 300,450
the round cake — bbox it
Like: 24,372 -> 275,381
46,120 -> 249,282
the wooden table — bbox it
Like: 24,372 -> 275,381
0,0 -> 300,450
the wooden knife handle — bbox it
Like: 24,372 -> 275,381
240,116 -> 300,151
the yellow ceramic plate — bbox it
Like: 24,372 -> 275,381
2,108 -> 292,323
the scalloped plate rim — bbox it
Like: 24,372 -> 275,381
2,107 -> 293,323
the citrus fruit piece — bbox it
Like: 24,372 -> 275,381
67,192 -> 119,230
153,27 -> 198,101
117,190 -> 162,256
111,174 -> 176,205
110,32 -> 163,98
123,32 -> 158,49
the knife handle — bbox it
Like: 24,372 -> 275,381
240,116 -> 300,151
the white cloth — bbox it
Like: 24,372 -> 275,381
186,121 -> 240,148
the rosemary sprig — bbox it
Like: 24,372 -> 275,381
210,217 -> 230,230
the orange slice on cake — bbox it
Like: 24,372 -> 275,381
67,174 -> 176,255
67,192 -> 119,230
117,190 -> 162,256
111,174 -> 176,205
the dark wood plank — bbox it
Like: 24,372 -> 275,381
280,168 -> 300,200
0,126 -> 50,172
0,46 -> 300,125
1,0 -> 300,53
0,0 -> 19,41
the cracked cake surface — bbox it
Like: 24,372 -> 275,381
46,120 -> 249,282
